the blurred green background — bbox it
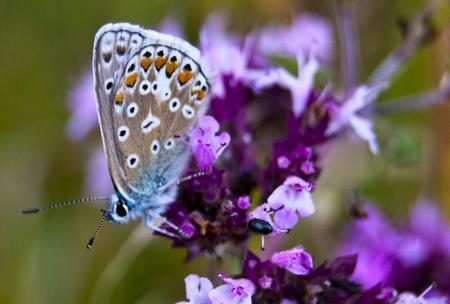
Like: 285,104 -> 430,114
0,0 -> 449,303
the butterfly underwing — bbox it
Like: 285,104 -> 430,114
93,23 -> 210,230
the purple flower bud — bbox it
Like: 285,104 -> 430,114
258,275 -> 272,289
237,196 -> 251,210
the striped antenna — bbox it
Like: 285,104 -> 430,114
22,197 -> 109,214
86,210 -> 109,249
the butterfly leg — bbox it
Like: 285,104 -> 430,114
145,219 -> 180,239
174,171 -> 206,186
145,210 -> 191,239
158,172 -> 206,192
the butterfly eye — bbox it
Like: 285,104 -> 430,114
115,200 -> 128,218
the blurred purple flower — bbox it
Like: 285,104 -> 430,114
85,147 -> 113,196
66,72 -> 97,141
338,204 -> 397,287
326,83 -> 388,154
200,14 -> 252,99
248,54 -> 319,117
208,273 -> 255,304
158,16 -> 185,38
178,274 -> 213,304
256,14 -> 334,62
395,292 -> 448,304
270,245 -> 313,275
188,115 -> 230,173
339,202 -> 450,298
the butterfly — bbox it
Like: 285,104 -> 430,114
23,23 -> 210,248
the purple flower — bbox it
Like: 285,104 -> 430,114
267,176 -> 315,230
178,274 -> 213,304
338,204 -> 398,287
178,273 -> 255,304
209,273 -> 255,304
66,72 -> 97,141
280,299 -> 298,304
270,246 -> 313,275
199,14 -> 252,99
248,54 -> 319,117
339,202 -> 450,298
158,16 -> 185,38
394,292 -> 448,304
237,196 -> 251,210
256,14 -> 334,62
326,83 -> 388,154
208,273 -> 255,304
188,115 -> 230,173
248,203 -> 286,235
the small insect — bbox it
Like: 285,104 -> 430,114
347,190 -> 368,219
22,23 -> 210,248
248,218 -> 273,235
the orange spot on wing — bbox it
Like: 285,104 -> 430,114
126,72 -> 138,87
165,62 -> 179,77
191,89 -> 206,100
115,92 -> 124,105
155,57 -> 168,71
140,58 -> 153,71
178,71 -> 194,85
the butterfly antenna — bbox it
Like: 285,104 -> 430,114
86,210 -> 109,250
22,197 -> 109,214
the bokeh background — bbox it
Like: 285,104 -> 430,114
0,0 -> 449,303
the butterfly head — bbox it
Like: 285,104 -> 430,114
107,193 -> 135,224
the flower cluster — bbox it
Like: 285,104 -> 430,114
65,5 -> 450,304
339,202 -> 450,300
152,14 -> 340,258
179,246 -> 445,304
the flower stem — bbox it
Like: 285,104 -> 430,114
334,0 -> 359,98
369,7 -> 436,86
373,82 -> 450,115
88,225 -> 153,304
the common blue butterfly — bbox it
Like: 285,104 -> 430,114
23,23 -> 210,248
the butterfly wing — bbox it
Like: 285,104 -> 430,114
93,23 -> 210,201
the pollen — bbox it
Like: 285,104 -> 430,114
178,71 -> 194,85
126,72 -> 138,87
